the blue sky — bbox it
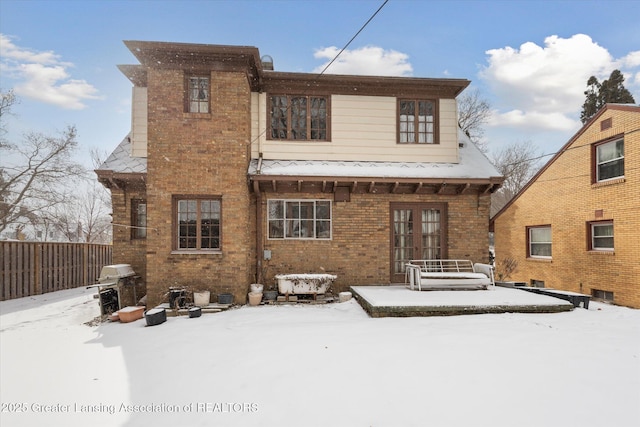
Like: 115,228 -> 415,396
1,0 -> 639,168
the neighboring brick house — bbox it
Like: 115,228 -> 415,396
491,104 -> 640,309
96,40 -> 503,307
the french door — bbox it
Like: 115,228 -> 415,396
390,203 -> 447,283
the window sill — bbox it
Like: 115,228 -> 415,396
588,250 -> 615,255
592,177 -> 625,188
182,112 -> 212,120
171,250 -> 222,255
526,257 -> 552,263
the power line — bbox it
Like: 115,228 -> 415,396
317,0 -> 389,77
252,0 -> 389,150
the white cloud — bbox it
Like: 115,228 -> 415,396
312,45 -> 413,76
480,34 -> 639,132
0,34 -> 100,110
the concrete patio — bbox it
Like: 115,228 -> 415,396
350,285 -> 574,317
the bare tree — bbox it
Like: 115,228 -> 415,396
0,89 -> 18,148
457,88 -> 491,150
0,125 -> 85,235
50,180 -> 112,243
490,141 -> 543,216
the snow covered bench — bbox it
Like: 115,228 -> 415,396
405,259 -> 494,291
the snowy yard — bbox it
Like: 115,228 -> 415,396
1,287 -> 639,427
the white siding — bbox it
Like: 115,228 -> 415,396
130,87 -> 147,158
251,93 -> 459,163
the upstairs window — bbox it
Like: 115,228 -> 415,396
527,226 -> 552,258
269,95 -> 328,140
174,197 -> 220,251
595,138 -> 624,182
268,200 -> 331,239
186,76 -> 209,113
398,99 -> 437,144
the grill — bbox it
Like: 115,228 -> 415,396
89,264 -> 139,315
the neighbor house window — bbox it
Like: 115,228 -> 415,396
267,200 -> 331,239
592,289 -> 614,302
588,221 -> 614,251
398,99 -> 437,144
527,226 -> 552,258
131,199 -> 147,239
594,138 -> 624,182
174,197 -> 220,250
186,75 -> 209,113
269,95 -> 329,140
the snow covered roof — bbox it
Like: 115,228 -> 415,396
96,134 -> 147,174
249,129 -> 501,181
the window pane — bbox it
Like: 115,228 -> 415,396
316,201 -> 330,219
597,140 -> 624,181
597,140 -> 623,162
200,200 -> 220,249
593,223 -> 614,250
268,199 -> 331,239
291,97 -> 307,140
593,224 -> 613,237
188,77 -> 209,113
530,227 -> 551,242
531,243 -> 551,257
598,159 -> 624,181
270,96 -> 288,139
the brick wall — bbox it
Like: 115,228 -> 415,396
109,187 -> 147,306
261,191 -> 492,293
493,108 -> 640,308
144,69 -> 255,307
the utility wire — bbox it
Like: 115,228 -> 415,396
317,0 -> 389,77
252,0 -> 389,150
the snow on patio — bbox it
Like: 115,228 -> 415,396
1,287 -> 639,427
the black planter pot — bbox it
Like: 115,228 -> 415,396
264,290 -> 278,301
217,293 -> 234,304
188,307 -> 202,318
145,308 -> 167,326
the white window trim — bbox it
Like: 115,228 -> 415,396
591,221 -> 614,251
267,199 -> 332,240
528,226 -> 552,259
596,139 -> 624,182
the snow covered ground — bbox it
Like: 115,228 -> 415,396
1,287 -> 639,427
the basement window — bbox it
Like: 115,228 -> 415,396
592,289 -> 614,302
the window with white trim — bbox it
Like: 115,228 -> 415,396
589,221 -> 614,251
268,200 -> 331,239
527,226 -> 552,258
595,138 -> 624,182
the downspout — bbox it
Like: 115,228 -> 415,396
254,180 -> 263,284
254,92 -> 264,284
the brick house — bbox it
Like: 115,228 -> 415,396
96,40 -> 503,307
491,104 -> 640,309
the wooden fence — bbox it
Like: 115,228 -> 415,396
1,241 -> 112,301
